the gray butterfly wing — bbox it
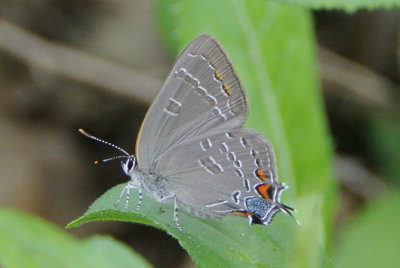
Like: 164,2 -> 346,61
136,34 -> 249,172
156,128 -> 285,218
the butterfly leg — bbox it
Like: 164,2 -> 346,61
161,194 -> 184,233
114,185 -> 127,206
124,185 -> 132,210
136,189 -> 143,211
114,181 -> 137,210
173,196 -> 184,233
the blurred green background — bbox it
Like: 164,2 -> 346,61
0,0 -> 400,267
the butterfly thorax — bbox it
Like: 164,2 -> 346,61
121,156 -> 172,202
131,169 -> 171,202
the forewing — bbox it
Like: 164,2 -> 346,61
156,128 -> 281,216
136,34 -> 249,172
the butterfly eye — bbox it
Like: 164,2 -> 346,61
127,158 -> 135,170
122,157 -> 136,175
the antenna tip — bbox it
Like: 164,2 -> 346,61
79,128 -> 92,138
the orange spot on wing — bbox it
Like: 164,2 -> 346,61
223,83 -> 232,95
214,70 -> 231,96
233,211 -> 252,217
256,184 -> 271,200
256,168 -> 267,181
214,70 -> 223,81
209,60 -> 216,68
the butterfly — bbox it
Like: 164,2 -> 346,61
80,34 -> 296,233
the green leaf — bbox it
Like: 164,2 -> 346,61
276,0 -> 400,12
335,191 -> 400,267
68,184 -> 298,267
0,207 -> 152,268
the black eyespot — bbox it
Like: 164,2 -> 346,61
127,159 -> 135,170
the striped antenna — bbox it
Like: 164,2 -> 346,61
101,155 -> 129,163
79,129 -> 131,157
